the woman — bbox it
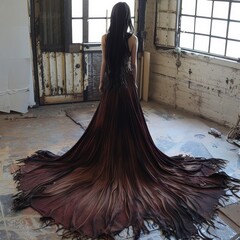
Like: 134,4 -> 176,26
13,2 -> 239,240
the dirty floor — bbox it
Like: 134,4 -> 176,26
0,101 -> 240,240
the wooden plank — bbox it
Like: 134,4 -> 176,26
143,51 -> 150,102
49,52 -> 57,95
83,53 -> 88,91
65,53 -> 74,94
40,94 -> 83,105
36,40 -> 44,98
56,52 -> 66,94
42,52 -> 51,96
73,53 -> 82,93
218,203 -> 240,235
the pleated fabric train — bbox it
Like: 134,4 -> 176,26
13,65 -> 240,240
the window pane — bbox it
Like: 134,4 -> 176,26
195,18 -> 210,34
72,0 -> 83,18
228,22 -> 240,40
211,20 -> 227,38
181,16 -> 195,32
194,35 -> 209,52
213,2 -> 229,19
72,19 -> 83,43
89,19 -> 107,42
197,0 -> 212,17
89,0 -> 116,17
226,40 -> 240,59
230,3 -> 240,21
181,0 -> 196,15
89,0 -> 134,17
180,33 -> 194,49
210,37 -> 226,55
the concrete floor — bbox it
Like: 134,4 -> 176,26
0,100 -> 239,240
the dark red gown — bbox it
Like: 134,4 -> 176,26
13,49 -> 240,240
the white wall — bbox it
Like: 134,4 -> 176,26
0,0 -> 35,113
144,1 -> 240,127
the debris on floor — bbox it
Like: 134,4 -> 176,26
4,113 -> 37,120
208,127 -> 222,138
227,115 -> 240,147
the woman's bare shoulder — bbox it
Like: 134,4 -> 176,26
128,34 -> 138,50
102,34 -> 107,39
101,34 -> 107,45
129,34 -> 138,42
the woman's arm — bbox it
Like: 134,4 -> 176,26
99,34 -> 107,93
130,35 -> 138,86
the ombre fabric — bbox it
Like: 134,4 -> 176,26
13,64 -> 240,239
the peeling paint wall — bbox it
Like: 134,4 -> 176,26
144,0 -> 240,127
38,51 -> 84,104
0,0 -> 35,113
37,49 -> 102,104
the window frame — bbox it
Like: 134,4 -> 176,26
178,0 -> 240,61
39,0 -> 136,53
67,0 -> 135,52
154,0 -> 240,62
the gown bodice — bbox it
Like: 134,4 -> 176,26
104,33 -> 134,90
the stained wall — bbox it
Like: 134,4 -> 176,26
144,1 -> 240,127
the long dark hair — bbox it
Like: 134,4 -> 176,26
106,2 -> 134,85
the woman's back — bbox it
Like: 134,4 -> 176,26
99,32 -> 138,91
99,2 -> 136,92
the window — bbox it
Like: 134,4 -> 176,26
39,0 -> 135,52
72,0 -> 135,44
155,0 -> 240,61
72,0 -> 83,43
179,0 -> 240,60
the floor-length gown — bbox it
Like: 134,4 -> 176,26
13,36 -> 240,240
